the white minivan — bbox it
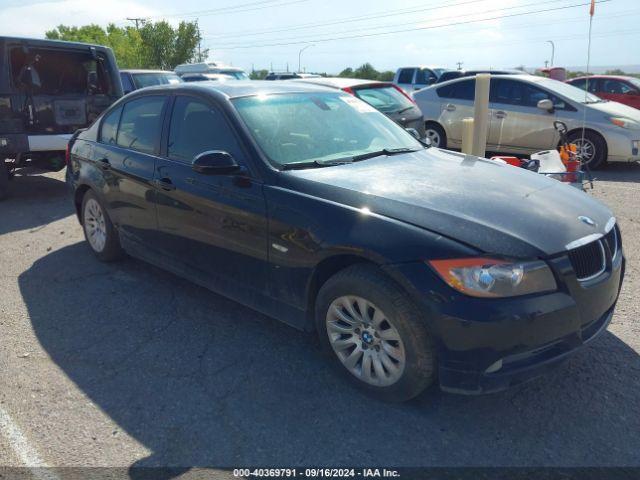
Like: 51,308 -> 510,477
174,62 -> 249,80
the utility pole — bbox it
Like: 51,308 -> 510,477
298,44 -> 314,73
546,40 -> 555,66
456,61 -> 463,70
126,17 -> 144,29
544,60 -> 549,69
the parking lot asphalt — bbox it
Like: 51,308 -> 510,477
0,164 -> 639,474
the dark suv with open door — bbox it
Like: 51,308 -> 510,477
0,36 -> 122,199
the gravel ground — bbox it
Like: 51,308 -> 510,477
0,164 -> 638,473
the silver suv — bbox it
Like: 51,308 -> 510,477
414,74 -> 640,168
393,66 -> 446,93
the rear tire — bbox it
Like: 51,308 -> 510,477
81,190 -> 123,262
425,122 -> 447,148
315,264 -> 436,402
567,130 -> 607,170
0,161 -> 9,201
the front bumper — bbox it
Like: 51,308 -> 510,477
390,250 -> 625,394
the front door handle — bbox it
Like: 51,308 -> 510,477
97,158 -> 111,170
445,103 -> 456,112
154,178 -> 176,191
495,110 -> 507,119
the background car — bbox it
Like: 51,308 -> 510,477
567,75 -> 640,110
291,77 -> 425,138
0,36 -> 121,199
264,72 -> 321,80
174,62 -> 249,80
393,66 -> 446,92
181,73 -> 236,82
120,69 -> 183,94
436,69 -> 527,84
414,74 -> 640,168
67,81 -> 623,401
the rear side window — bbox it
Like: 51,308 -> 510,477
168,96 -> 243,163
397,69 -> 414,84
9,47 -> 114,95
353,86 -> 413,113
437,79 -> 475,100
569,78 -> 598,93
490,79 -> 566,109
602,79 -> 633,94
100,106 -> 122,145
120,73 -> 134,92
116,96 -> 165,154
416,69 -> 437,85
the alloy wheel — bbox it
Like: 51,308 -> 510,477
84,198 -> 107,253
425,129 -> 441,147
326,295 -> 406,387
572,137 -> 596,164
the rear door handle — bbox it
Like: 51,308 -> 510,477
445,103 -> 456,112
495,110 -> 507,119
154,178 -> 176,191
97,158 -> 111,170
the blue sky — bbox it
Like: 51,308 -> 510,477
0,0 -> 638,73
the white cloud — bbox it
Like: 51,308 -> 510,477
0,0 -> 158,37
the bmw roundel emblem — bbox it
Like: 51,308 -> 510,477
578,215 -> 596,227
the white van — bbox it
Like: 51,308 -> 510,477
174,62 -> 249,80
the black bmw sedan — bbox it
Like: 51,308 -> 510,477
67,81 -> 624,402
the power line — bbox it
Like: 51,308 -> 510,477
221,9 -> 640,56
214,0 -> 574,46
204,0 -> 492,40
144,0 -> 309,20
213,0 -> 612,49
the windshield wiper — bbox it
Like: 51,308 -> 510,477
281,159 -> 353,170
396,105 -> 415,114
351,147 -> 419,162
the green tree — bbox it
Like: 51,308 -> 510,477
250,69 -> 269,80
353,63 -> 379,80
46,20 -> 205,70
377,70 -> 394,81
338,67 -> 354,78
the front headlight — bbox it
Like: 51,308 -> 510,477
609,117 -> 640,129
428,258 -> 557,298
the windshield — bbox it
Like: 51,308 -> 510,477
353,86 -> 414,113
132,72 -> 183,88
233,92 -> 422,168
628,77 -> 640,90
532,77 -> 601,103
433,68 -> 446,78
221,70 -> 249,80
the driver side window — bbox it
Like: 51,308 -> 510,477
167,96 -> 243,164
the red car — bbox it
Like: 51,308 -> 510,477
566,75 -> 640,109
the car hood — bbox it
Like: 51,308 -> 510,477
281,148 -> 614,258
589,99 -> 640,119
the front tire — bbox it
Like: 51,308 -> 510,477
81,190 -> 123,262
315,264 -> 436,402
567,130 -> 607,170
425,122 -> 447,148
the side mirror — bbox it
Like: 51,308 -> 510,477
192,150 -> 241,175
537,98 -> 554,112
405,127 -> 421,140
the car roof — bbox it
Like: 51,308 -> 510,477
290,77 -> 388,89
569,75 -> 636,81
0,35 -> 110,51
137,80 -> 338,98
397,65 -> 444,70
120,69 -> 177,74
